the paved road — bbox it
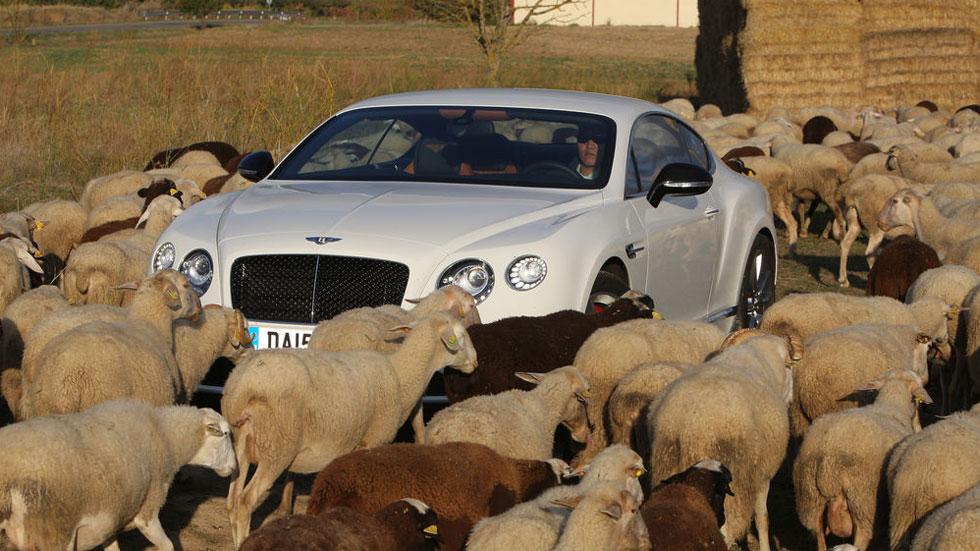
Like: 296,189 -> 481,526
0,18 -> 273,36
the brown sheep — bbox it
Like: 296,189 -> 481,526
865,235 -> 942,302
240,499 -> 441,551
143,141 -> 240,170
803,115 -> 838,144
641,460 -> 734,551
305,441 -> 568,551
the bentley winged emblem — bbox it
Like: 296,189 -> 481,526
306,237 -> 342,245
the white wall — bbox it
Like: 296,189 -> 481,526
517,0 -> 699,27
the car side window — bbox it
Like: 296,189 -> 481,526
628,115 -> 695,195
678,123 -> 711,170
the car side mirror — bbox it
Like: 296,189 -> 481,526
646,163 -> 713,207
238,151 -> 275,183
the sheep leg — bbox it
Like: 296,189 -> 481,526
864,228 -> 886,269
797,201 -> 811,237
275,471 -> 295,516
773,200 -> 798,256
103,537 -> 121,551
754,479 -> 772,551
410,399 -> 426,444
838,207 -> 861,286
133,514 -> 175,551
231,461 -> 284,548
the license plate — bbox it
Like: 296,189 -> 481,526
247,321 -> 314,350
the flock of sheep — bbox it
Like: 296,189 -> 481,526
0,97 -> 979,551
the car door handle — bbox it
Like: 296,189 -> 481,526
625,243 -> 645,259
704,207 -> 720,218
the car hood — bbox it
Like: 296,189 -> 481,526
217,180 -> 603,250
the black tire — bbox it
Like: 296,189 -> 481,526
733,233 -> 776,330
587,271 -> 630,313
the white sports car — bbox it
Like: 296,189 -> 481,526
151,88 -> 776,354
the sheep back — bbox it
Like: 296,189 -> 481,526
866,236 -> 942,302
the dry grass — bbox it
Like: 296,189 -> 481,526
0,21 -> 695,212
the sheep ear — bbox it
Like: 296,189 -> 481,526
388,324 -> 412,335
205,423 -> 226,436
33,219 -> 47,232
404,296 -> 423,305
136,209 -> 150,229
111,279 -> 141,292
515,372 -> 544,385
915,332 -> 930,344
442,332 -> 460,353
575,389 -> 594,406
138,186 -> 150,197
600,502 -> 624,520
163,282 -> 182,310
947,305 -> 960,320
15,246 -> 43,274
913,386 -> 933,405
857,378 -> 884,392
549,496 -> 583,510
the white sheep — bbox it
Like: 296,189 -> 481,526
173,304 -> 252,399
569,318 -> 727,466
21,198 -> 86,262
307,284 -> 480,354
886,402 -> 980,550
550,481 -> 649,551
790,323 -> 933,439
0,237 -> 44,315
793,369 -> 931,551
909,481 -> 980,551
465,445 -> 647,551
79,170 -> 156,212
146,162 -> 229,190
605,360 -> 692,451
737,155 -> 798,253
0,399 -> 236,551
836,173 -> 916,285
885,144 -> 980,185
423,365 -> 593,461
221,311 -> 478,548
83,193 -> 143,231
644,331 -> 794,551
907,265 -> 980,412
760,292 -> 952,345
59,235 -> 151,307
19,269 -> 202,419
0,285 -> 71,415
771,142 -> 851,240
877,188 -> 980,260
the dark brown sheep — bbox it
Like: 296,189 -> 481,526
865,235 -> 942,302
305,441 -> 567,551
441,291 -> 655,404
721,146 -> 767,163
641,460 -> 735,551
143,141 -> 241,170
916,100 -> 938,112
241,499 -> 441,551
803,115 -> 838,144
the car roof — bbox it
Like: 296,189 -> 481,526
337,88 -> 669,123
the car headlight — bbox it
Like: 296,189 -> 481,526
180,249 -> 213,295
439,259 -> 494,304
152,242 -> 176,272
507,255 -> 547,290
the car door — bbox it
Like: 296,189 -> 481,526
625,113 -> 722,321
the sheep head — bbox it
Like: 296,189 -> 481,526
877,188 -> 920,233
188,407 -> 237,477
517,366 -> 593,445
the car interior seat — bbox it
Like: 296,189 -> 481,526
457,133 -> 517,175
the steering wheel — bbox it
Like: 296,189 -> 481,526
521,161 -> 581,179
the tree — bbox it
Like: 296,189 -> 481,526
0,0 -> 30,44
180,0 -> 222,30
417,0 -> 587,87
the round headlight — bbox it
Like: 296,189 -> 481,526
507,256 -> 547,290
180,249 -> 213,295
152,242 -> 176,272
439,259 -> 494,304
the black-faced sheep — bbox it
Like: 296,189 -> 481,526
305,441 -> 568,551
441,290 -> 655,404
803,116 -> 838,144
641,459 -> 734,551
865,235 -> 942,302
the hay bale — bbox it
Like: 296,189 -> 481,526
696,0 -> 980,115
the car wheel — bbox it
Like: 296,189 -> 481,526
733,233 -> 776,330
588,271 -> 630,312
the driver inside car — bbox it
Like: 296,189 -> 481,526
571,126 -> 604,179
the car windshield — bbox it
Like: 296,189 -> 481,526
272,106 -> 616,190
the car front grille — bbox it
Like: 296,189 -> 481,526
230,255 -> 410,323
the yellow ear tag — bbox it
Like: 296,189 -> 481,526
34,221 -> 45,230
448,336 -> 457,346
234,330 -> 240,341
458,305 -> 465,317
167,290 -> 178,300
915,397 -> 923,404
581,390 -> 592,398
33,250 -> 42,258
747,168 -> 757,176
423,525 -> 438,536
652,311 -> 663,320
635,469 -> 644,477
170,188 -> 179,196
67,298 -> 75,305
